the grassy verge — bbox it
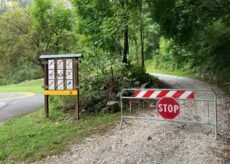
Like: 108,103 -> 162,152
148,68 -> 196,78
0,110 -> 119,163
0,79 -> 43,93
145,61 -> 196,78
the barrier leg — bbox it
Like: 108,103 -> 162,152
120,98 -> 123,130
120,119 -> 123,130
214,91 -> 218,140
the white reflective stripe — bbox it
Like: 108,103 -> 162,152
149,90 -> 161,98
165,91 -> 177,97
179,91 -> 193,99
136,91 -> 147,98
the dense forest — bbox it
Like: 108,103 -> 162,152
0,0 -> 229,110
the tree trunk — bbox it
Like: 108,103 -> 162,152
133,35 -> 139,64
140,23 -> 144,70
120,0 -> 129,64
140,0 -> 144,71
122,24 -> 129,64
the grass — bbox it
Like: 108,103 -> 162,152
0,109 -> 119,163
0,78 -> 120,163
148,68 -> 196,78
0,79 -> 43,93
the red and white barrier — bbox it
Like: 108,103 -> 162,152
134,89 -> 195,100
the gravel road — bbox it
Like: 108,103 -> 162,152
35,73 -> 230,164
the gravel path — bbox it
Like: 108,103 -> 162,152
35,73 -> 230,164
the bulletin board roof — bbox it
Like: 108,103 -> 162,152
39,54 -> 81,59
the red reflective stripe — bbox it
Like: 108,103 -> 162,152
135,89 -> 195,99
172,90 -> 185,98
156,90 -> 169,98
135,90 -> 141,96
187,91 -> 195,99
143,90 -> 154,98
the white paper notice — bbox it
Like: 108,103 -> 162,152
57,60 -> 64,69
66,80 -> 73,90
57,80 -> 64,90
57,70 -> 64,80
48,60 -> 55,69
48,70 -> 55,79
66,69 -> 73,79
66,59 -> 73,69
48,79 -> 55,90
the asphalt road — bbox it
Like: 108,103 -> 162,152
0,92 -> 43,124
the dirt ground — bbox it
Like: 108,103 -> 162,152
35,73 -> 230,164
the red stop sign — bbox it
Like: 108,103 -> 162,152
157,97 -> 180,119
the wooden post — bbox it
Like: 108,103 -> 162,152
74,58 -> 80,120
77,59 -> 80,120
44,60 -> 49,117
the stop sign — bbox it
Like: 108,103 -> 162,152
157,97 -> 180,119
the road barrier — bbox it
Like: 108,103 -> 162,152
120,88 -> 218,139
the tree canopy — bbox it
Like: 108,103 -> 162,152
0,0 -> 229,84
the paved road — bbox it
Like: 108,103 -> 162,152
0,92 -> 43,124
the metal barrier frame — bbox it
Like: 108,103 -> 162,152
120,88 -> 218,139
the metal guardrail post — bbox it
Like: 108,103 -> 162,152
120,90 -> 124,129
213,89 -> 218,140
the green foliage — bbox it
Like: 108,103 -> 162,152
125,65 -> 161,88
148,0 -> 230,44
72,0 -> 131,66
51,60 -> 163,114
191,21 -> 230,71
147,0 -> 230,83
0,7 -> 36,82
72,0 -> 159,67
151,37 -> 192,71
0,1 -> 78,84
32,0 -> 77,55
0,64 -> 43,85
80,63 -> 163,112
0,79 -> 43,92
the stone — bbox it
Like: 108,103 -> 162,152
140,82 -> 149,88
101,107 -> 110,113
134,81 -> 140,86
106,101 -> 120,113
